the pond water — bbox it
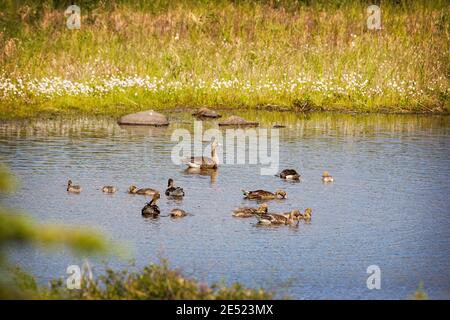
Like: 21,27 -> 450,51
0,111 -> 449,299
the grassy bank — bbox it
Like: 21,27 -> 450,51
0,0 -> 449,119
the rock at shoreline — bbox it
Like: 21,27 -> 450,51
118,110 -> 169,126
192,108 -> 221,119
218,116 -> 259,127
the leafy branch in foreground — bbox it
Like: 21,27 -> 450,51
47,260 -> 272,300
0,164 -> 108,298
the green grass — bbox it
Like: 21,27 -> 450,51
42,260 -> 273,300
0,0 -> 449,119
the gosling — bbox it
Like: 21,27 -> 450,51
102,186 -> 117,193
322,171 -> 334,183
170,209 -> 188,218
67,180 -> 82,193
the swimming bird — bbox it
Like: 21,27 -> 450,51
129,185 -> 159,196
281,209 -> 302,220
165,178 -> 185,197
278,169 -> 301,180
302,208 -> 313,221
170,208 -> 188,218
257,211 -> 299,226
232,203 -> 268,218
242,189 -> 287,200
141,193 -> 161,218
322,171 -> 334,183
184,141 -> 219,169
67,180 -> 82,193
102,186 -> 117,193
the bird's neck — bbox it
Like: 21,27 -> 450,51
211,148 -> 219,164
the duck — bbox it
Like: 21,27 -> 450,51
129,185 -> 159,196
141,193 -> 161,218
67,180 -> 82,193
257,211 -> 299,226
170,208 -> 188,218
102,186 -> 117,193
278,169 -> 301,180
232,203 -> 268,218
322,171 -> 334,183
184,141 -> 219,169
242,189 -> 287,200
165,178 -> 185,197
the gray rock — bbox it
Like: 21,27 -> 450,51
218,115 -> 259,127
118,110 -> 169,126
192,107 -> 221,118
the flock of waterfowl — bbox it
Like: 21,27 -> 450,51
235,168 -> 332,227
66,108 -> 335,227
67,177 -> 187,218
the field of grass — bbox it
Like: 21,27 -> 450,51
0,0 -> 448,119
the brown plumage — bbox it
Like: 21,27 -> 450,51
232,203 -> 268,218
170,209 -> 187,218
141,193 -> 161,218
242,189 -> 287,200
102,186 -> 117,193
129,185 -> 159,196
67,180 -> 82,193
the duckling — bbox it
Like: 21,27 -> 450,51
141,193 -> 161,218
278,169 -> 300,180
232,203 -> 268,218
67,180 -> 82,193
165,178 -> 185,197
242,189 -> 287,200
322,171 -> 334,183
303,208 -> 312,221
129,185 -> 159,196
170,208 -> 188,218
102,186 -> 117,193
184,141 -> 219,169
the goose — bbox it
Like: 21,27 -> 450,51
232,203 -> 268,218
257,211 -> 299,226
242,189 -> 287,200
129,185 -> 159,196
102,186 -> 117,193
67,180 -> 82,193
278,169 -> 301,180
184,141 -> 219,169
170,208 -> 188,218
322,171 -> 334,183
165,178 -> 185,197
281,209 -> 302,220
141,193 -> 161,218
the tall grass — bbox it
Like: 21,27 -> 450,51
0,0 -> 448,118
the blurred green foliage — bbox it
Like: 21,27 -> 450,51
47,260 -> 272,299
0,164 -> 108,298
